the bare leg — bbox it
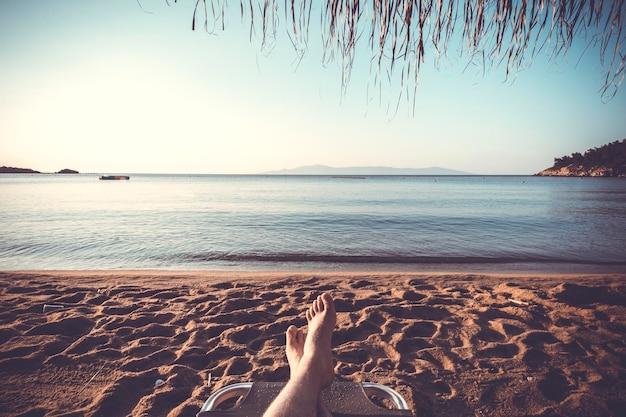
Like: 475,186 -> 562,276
263,293 -> 336,417
285,325 -> 333,417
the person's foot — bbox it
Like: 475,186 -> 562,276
285,325 -> 305,377
301,292 -> 336,388
285,324 -> 333,417
265,294 -> 336,417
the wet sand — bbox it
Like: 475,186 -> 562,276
1,271 -> 625,417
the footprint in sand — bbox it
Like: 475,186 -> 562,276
522,348 -> 550,368
26,316 -> 94,338
538,369 -> 572,402
477,342 -> 519,359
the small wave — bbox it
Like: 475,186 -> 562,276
176,252 -> 626,266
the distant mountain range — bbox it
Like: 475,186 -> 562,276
261,164 -> 473,175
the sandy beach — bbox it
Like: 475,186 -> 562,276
0,271 -> 625,417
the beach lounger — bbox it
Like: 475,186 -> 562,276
197,381 -> 412,417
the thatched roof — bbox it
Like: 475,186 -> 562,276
190,0 -> 625,102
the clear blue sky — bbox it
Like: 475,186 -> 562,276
1,0 -> 625,175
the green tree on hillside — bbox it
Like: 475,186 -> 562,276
553,140 -> 626,175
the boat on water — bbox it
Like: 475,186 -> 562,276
99,175 -> 130,180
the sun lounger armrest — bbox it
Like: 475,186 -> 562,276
361,383 -> 410,411
199,382 -> 253,412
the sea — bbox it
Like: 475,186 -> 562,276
1,174 -> 625,273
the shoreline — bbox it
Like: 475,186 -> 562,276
1,271 -> 625,416
5,268 -> 626,277
4,270 -> 626,290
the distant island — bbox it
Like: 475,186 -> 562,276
536,139 -> 626,177
0,166 -> 79,174
261,164 -> 473,175
0,165 -> 40,174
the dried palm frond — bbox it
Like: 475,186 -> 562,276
188,0 -> 625,102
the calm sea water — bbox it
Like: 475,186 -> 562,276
1,174 -> 625,272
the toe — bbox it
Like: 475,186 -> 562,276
286,325 -> 298,343
314,296 -> 323,313
320,293 -> 334,311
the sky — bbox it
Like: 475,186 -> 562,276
1,0 -> 625,175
